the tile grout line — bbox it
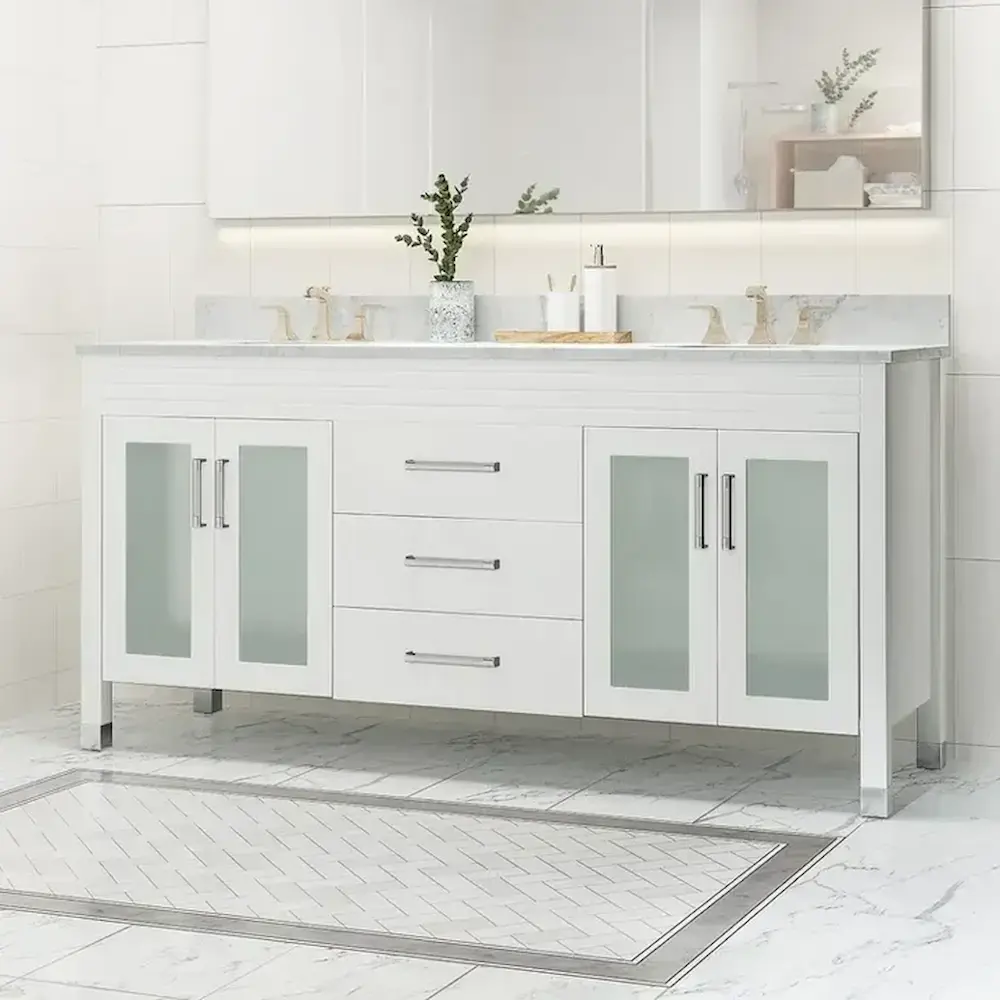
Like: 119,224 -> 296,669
425,964 -> 479,999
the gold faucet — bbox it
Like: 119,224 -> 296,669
745,285 -> 775,345
262,305 -> 297,342
305,285 -> 334,341
689,305 -> 730,345
790,305 -> 817,345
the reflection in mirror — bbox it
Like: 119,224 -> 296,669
655,0 -> 926,212
427,0 -> 925,215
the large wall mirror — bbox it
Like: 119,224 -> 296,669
208,0 -> 928,219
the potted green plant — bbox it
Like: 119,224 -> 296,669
396,173 -> 475,342
812,47 -> 880,134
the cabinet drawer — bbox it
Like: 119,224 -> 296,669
335,515 -> 581,619
334,423 -> 581,522
333,609 -> 582,717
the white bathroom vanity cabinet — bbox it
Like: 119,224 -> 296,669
78,341 -> 948,818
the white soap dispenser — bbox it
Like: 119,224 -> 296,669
583,244 -> 618,333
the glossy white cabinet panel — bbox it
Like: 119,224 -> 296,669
334,423 -> 581,523
335,515 -> 581,620
334,608 -> 583,716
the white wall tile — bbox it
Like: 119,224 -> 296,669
100,0 -> 207,47
856,204 -> 953,295
0,674 -> 57,721
55,583 -> 80,680
0,589 -> 59,687
579,218 -> 670,297
761,214 -> 858,295
170,207 -> 251,338
951,191 -> 1000,374
952,376 -> 1000,562
493,217 -> 581,296
670,213 -> 762,294
954,558 -> 1000,748
98,207 -> 173,341
0,421 -> 61,509
98,43 -> 205,205
953,4 -> 1000,191
249,222 -> 335,299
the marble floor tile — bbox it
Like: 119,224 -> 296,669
201,947 -> 471,1000
0,913 -> 123,980
695,757 -> 864,836
33,927 -> 292,1000
549,744 -> 782,824
410,735 -> 648,809
432,967 -> 666,999
665,813 -> 1000,1000
0,983 -> 171,1000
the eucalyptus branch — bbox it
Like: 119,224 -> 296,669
515,183 -> 561,215
848,91 -> 878,130
395,173 -> 474,282
816,47 -> 880,105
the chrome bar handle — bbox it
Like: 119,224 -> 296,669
694,473 -> 708,550
191,458 -> 207,529
214,458 -> 230,529
722,473 -> 735,551
404,459 -> 501,474
404,651 -> 500,669
404,555 -> 501,572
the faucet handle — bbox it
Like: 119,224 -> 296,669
262,305 -> 297,342
745,284 -> 768,300
688,305 -> 730,346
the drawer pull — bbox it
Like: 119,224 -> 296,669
404,555 -> 501,572
404,651 -> 501,669
404,459 -> 501,474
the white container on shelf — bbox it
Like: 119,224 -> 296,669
793,155 -> 866,209
583,245 -> 618,333
544,292 -> 582,333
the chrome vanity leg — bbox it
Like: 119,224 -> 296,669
194,689 -> 223,715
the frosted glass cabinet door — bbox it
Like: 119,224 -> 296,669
718,431 -> 859,735
213,420 -> 332,696
584,428 -> 718,724
101,417 -> 215,687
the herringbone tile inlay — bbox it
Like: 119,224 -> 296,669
0,781 -> 779,960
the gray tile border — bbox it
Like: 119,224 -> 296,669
0,769 -> 838,988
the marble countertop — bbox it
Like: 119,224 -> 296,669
77,340 -> 950,364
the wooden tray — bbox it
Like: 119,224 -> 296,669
493,331 -> 632,344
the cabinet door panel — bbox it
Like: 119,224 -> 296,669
214,420 -> 332,695
718,431 -> 858,735
208,0 -> 364,219
585,428 -> 718,724
102,417 -> 215,687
